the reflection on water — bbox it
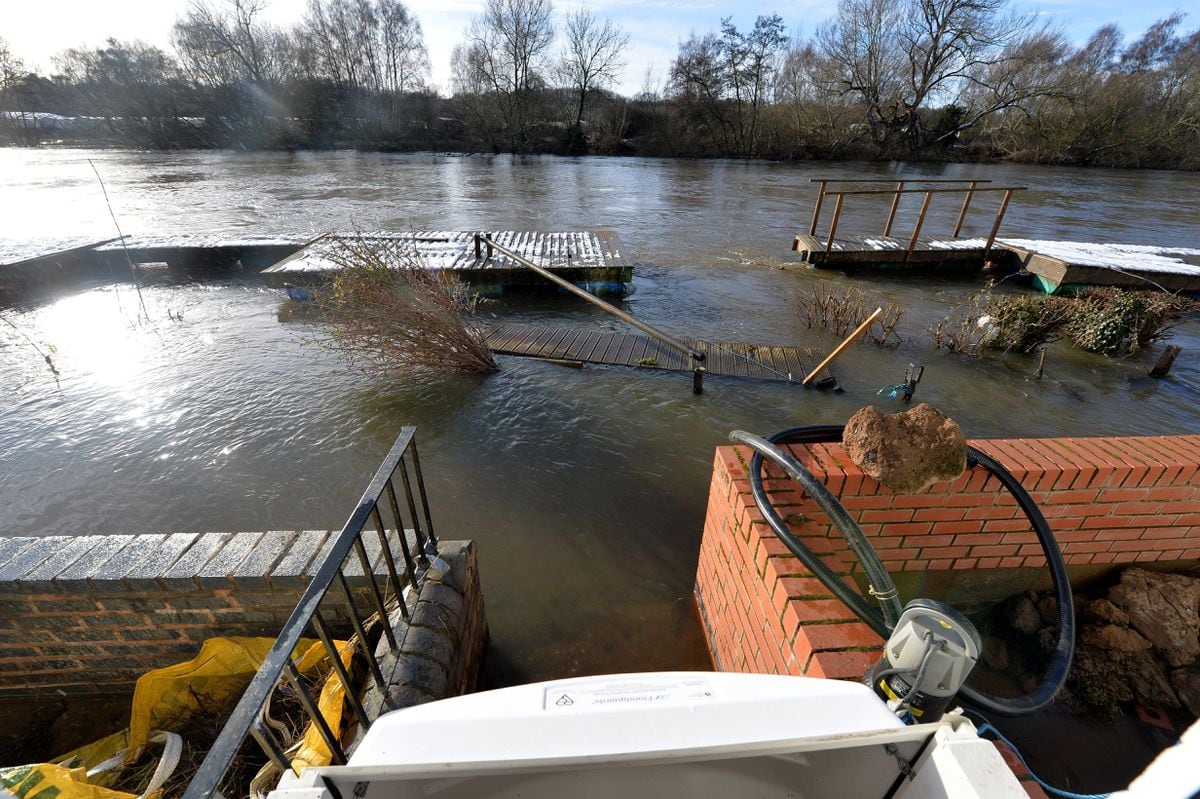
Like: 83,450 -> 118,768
1,152 -> 1198,686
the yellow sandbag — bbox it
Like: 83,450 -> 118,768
127,637 -> 316,757
291,641 -> 356,771
0,763 -> 135,799
54,731 -> 130,787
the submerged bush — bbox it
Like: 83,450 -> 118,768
983,294 -> 1074,353
797,283 -> 905,347
932,288 -> 1193,358
1064,288 -> 1192,355
315,235 -> 498,376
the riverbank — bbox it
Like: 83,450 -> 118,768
2,150 -> 1198,689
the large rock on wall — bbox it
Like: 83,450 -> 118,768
1108,568 -> 1200,668
842,403 -> 967,494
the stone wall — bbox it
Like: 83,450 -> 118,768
694,435 -> 1200,682
0,531 -> 486,699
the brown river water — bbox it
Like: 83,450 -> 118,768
1,151 -> 1198,784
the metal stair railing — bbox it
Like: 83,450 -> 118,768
181,425 -> 438,799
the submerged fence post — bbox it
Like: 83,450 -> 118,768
883,180 -> 905,237
952,181 -> 978,237
809,180 -> 829,236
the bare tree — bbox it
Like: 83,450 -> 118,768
173,0 -> 292,87
556,8 -> 627,148
299,0 -> 428,92
721,15 -> 787,156
669,15 -> 787,156
817,0 -> 1048,150
53,40 -> 188,147
0,37 -> 22,102
453,0 -> 555,152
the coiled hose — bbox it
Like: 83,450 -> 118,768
730,425 -> 1075,717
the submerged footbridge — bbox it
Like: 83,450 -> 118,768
473,236 -> 838,393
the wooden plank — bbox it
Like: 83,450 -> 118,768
524,326 -> 560,356
486,323 -> 533,353
613,332 -> 640,366
575,331 -> 610,362
534,327 -> 574,358
546,328 -> 585,360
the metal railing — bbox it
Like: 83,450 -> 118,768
475,233 -> 709,394
805,178 -> 1025,262
182,426 -> 438,799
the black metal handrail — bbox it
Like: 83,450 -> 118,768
182,426 -> 438,799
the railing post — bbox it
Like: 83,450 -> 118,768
809,180 -> 828,236
952,180 -> 977,237
825,193 -> 845,255
883,180 -> 905,237
984,189 -> 1014,260
473,233 -> 482,259
905,191 -> 934,262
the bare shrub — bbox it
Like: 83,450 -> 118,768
798,283 -> 904,347
928,293 -> 989,356
315,235 -> 498,375
1064,288 -> 1195,356
983,294 -> 1075,353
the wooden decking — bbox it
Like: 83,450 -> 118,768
1003,240 -> 1200,294
262,230 -> 632,288
483,323 -> 837,388
792,233 -> 992,269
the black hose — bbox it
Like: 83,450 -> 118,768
733,425 -> 1075,717
731,429 -> 901,631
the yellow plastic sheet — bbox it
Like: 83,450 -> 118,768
128,637 -> 313,757
1,636 -> 350,799
290,641 -> 356,771
0,763 -> 135,799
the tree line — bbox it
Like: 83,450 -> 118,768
1,0 -> 1197,169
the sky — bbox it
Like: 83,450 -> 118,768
1,0 -> 1193,96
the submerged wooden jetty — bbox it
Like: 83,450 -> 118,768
793,179 -> 1023,270
261,230 -> 631,290
484,322 -> 837,388
1002,240 -> 1200,294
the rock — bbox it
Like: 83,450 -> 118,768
1037,595 -> 1059,626
1006,595 -> 1043,636
1171,668 -> 1200,716
1124,651 -> 1180,708
981,634 -> 1010,671
1108,568 -> 1200,668
1081,624 -> 1154,653
841,403 -> 967,493
1083,598 -> 1130,627
1037,626 -> 1059,655
1071,645 -> 1135,705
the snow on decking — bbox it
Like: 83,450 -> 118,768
265,231 -> 624,273
839,236 -> 1200,275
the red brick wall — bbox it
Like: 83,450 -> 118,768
694,435 -> 1200,682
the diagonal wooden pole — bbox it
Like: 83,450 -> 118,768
803,307 -> 883,385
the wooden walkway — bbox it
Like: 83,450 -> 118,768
483,323 -> 837,388
792,233 -> 991,269
262,230 -> 631,288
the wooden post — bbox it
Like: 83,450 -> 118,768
1036,346 -> 1046,379
809,180 -> 828,236
693,367 -> 705,394
905,192 -> 934,262
1149,345 -> 1182,378
952,180 -> 978,237
825,194 -> 845,255
803,307 -> 883,385
883,180 -> 905,237
983,189 -> 1014,260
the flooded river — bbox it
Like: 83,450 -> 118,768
1,150 -> 1199,689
